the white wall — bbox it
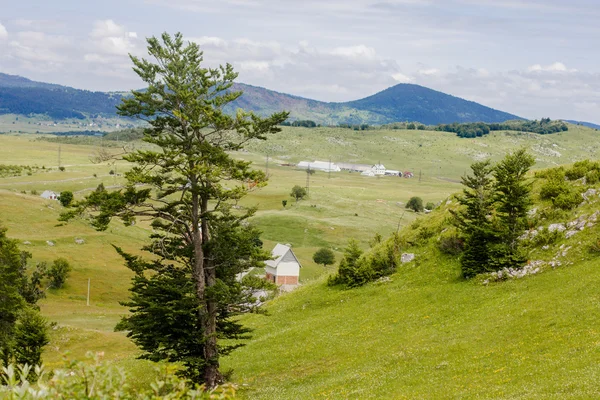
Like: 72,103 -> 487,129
275,261 -> 300,277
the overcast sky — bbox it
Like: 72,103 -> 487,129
1,0 -> 599,123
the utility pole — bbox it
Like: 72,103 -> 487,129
86,278 -> 91,306
419,169 -> 422,183
305,165 -> 311,197
265,153 -> 269,177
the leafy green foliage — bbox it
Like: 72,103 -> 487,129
0,164 -> 39,178
290,185 -> 307,202
564,160 -> 600,181
47,258 -> 71,289
312,248 -> 335,268
437,118 -> 568,138
58,191 -> 73,207
405,196 -> 424,212
425,202 -> 435,211
0,225 -> 48,369
328,237 -> 399,287
0,353 -> 237,399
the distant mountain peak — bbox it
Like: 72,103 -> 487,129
1,71 -> 522,125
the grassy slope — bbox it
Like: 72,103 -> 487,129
224,168 -> 600,399
0,125 -> 599,396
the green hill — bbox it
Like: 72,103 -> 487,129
1,126 -> 600,397
222,160 -> 600,399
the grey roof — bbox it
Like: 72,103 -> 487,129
265,243 -> 302,269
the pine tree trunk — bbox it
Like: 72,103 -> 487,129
199,196 -> 222,388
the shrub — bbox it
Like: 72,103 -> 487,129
0,353 -> 237,399
406,196 -> 424,212
527,227 -> 563,247
312,248 -> 335,268
540,178 -> 569,200
58,191 -> 73,207
290,185 -> 307,202
47,258 -> 72,289
438,233 -> 464,255
425,202 -> 435,211
586,170 -> 600,184
58,166 -> 65,172
552,190 -> 581,210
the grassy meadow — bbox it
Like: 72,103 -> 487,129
0,124 -> 599,397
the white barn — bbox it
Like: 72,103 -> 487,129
265,243 -> 301,287
297,161 -> 341,172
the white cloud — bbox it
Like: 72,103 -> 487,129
239,60 -> 270,72
88,20 -> 138,56
330,45 -> 377,60
0,23 -> 8,40
417,68 -> 440,76
392,72 -> 413,82
527,62 -> 577,73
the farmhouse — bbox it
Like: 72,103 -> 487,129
372,163 -> 386,175
297,160 -> 341,172
40,190 -> 58,200
265,243 -> 301,288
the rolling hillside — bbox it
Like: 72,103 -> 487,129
0,72 -> 521,125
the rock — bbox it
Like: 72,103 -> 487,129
401,253 -> 415,263
582,188 -> 597,201
75,238 -> 85,245
548,223 -> 566,232
22,241 -> 31,245
590,211 -> 600,222
46,240 -> 55,246
565,230 -> 578,239
542,245 -> 550,250
527,208 -> 538,217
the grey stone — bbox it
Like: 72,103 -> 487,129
401,253 -> 415,263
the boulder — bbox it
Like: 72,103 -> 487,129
401,253 -> 415,263
75,238 -> 85,245
548,223 -> 566,232
46,240 -> 55,246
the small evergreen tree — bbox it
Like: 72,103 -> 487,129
491,149 -> 534,270
13,307 -> 49,371
312,248 -> 335,268
327,239 -> 364,286
453,160 -> 496,278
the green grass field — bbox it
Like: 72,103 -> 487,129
1,125 -> 600,397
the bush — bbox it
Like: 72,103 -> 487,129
328,238 -> 399,288
586,170 -> 600,184
58,191 -> 73,207
58,166 -> 65,172
406,196 -> 424,212
312,248 -> 335,268
0,353 -> 237,399
438,233 -> 464,255
425,202 -> 435,211
47,258 -> 72,289
290,185 -> 307,202
552,190 -> 581,210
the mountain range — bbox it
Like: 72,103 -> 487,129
0,72 -> 529,125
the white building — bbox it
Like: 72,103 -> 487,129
372,164 -> 386,175
40,190 -> 58,200
384,170 -> 402,177
265,243 -> 301,287
361,170 -> 375,177
297,161 -> 341,172
337,162 -> 373,173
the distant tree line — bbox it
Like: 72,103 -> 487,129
437,118 -> 568,138
280,120 -> 319,128
337,123 -> 370,130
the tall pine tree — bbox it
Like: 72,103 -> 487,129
62,32 -> 288,387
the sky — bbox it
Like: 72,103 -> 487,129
0,0 -> 599,123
